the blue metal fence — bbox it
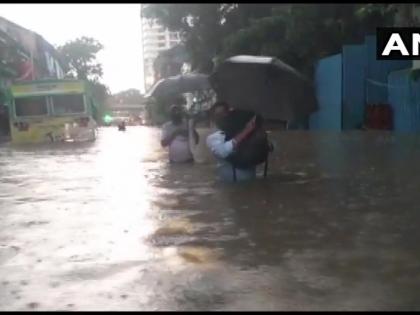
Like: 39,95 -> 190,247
310,54 -> 342,131
365,36 -> 411,105
388,69 -> 420,133
311,35 -> 412,131
342,44 -> 367,129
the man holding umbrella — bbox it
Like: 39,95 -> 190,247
206,101 -> 261,182
161,99 -> 199,164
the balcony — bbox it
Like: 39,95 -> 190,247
142,30 -> 166,38
143,37 -> 168,45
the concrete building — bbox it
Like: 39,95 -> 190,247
141,13 -> 181,92
0,16 -> 65,81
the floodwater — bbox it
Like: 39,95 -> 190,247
1,126 -> 420,311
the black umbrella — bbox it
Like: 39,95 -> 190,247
209,55 -> 318,122
145,73 -> 211,99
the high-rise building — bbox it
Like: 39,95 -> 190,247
141,14 -> 181,92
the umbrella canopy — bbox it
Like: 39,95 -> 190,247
145,73 -> 211,99
209,55 -> 318,121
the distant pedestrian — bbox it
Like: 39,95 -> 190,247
161,103 -> 199,163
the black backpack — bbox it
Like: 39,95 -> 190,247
223,110 -> 272,176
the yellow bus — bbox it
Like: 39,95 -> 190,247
9,79 -> 99,144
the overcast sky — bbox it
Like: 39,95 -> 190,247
0,4 -> 144,94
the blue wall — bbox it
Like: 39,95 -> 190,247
365,36 -> 411,105
388,69 -> 420,133
310,54 -> 342,131
311,35 -> 412,131
342,44 -> 367,130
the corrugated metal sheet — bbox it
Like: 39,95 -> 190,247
311,36 -> 412,131
388,69 -> 420,133
342,44 -> 367,130
310,54 -> 342,131
365,35 -> 411,104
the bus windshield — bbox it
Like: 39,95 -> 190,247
15,96 -> 48,117
52,94 -> 85,115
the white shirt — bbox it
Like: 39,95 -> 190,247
161,121 -> 193,163
206,130 -> 235,159
206,130 -> 256,182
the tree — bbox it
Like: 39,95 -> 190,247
142,4 -> 287,72
57,37 -> 104,81
91,81 -> 110,106
220,4 -> 402,77
111,89 -> 144,105
143,4 -> 404,78
57,36 -> 110,124
142,4 -> 222,73
90,81 -> 110,124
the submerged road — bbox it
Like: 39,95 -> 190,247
0,126 -> 420,311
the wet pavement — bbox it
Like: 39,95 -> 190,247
1,126 -> 420,311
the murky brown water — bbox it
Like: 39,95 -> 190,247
1,126 -> 420,311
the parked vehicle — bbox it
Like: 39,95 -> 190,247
9,79 -> 99,144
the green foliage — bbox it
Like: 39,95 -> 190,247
221,4 -> 400,77
91,80 -> 110,106
57,37 -> 109,123
111,89 -> 144,105
89,80 -> 110,124
143,4 -> 237,72
143,4 -> 405,78
57,37 -> 104,81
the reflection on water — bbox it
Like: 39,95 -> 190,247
1,127 -> 420,311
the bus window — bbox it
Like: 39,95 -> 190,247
15,96 -> 48,117
51,94 -> 85,115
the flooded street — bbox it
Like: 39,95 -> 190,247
1,126 -> 420,311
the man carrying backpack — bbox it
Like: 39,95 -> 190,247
206,101 -> 272,182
